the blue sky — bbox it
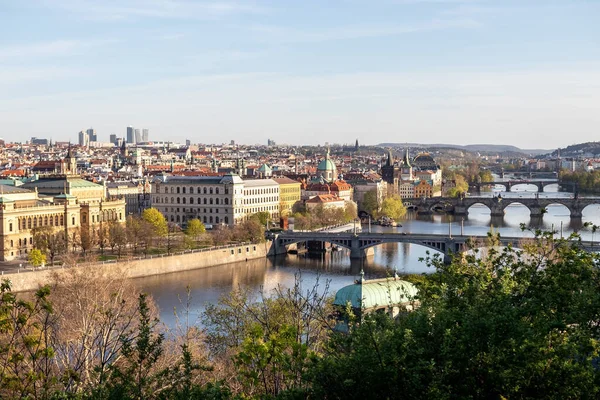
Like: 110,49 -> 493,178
0,0 -> 598,148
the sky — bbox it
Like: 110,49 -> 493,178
0,0 -> 599,149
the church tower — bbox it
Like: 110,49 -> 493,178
60,143 -> 77,175
400,148 -> 413,181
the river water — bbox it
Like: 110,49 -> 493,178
135,183 -> 600,328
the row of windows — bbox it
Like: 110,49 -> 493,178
9,237 -> 33,248
242,196 -> 277,204
155,197 -> 230,205
243,188 -> 278,195
162,186 -> 229,195
230,246 -> 257,255
17,215 -> 66,231
169,215 -> 229,225
161,207 -> 228,214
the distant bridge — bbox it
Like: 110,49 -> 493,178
401,196 -> 598,219
271,231 -> 600,262
469,179 -> 575,193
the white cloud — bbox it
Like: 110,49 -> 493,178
248,17 -> 481,44
0,38 -> 117,61
37,0 -> 267,21
0,40 -> 80,60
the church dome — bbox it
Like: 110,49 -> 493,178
413,153 -> 435,164
317,158 -> 336,172
316,148 -> 337,182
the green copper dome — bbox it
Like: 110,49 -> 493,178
317,158 -> 336,172
334,278 -> 418,310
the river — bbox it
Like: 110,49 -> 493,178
135,183 -> 600,328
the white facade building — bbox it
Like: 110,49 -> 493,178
151,174 -> 280,227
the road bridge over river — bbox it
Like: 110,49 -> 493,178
401,195 -> 600,219
271,231 -> 600,262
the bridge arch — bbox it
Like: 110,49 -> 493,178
466,202 -> 492,213
582,203 -> 600,215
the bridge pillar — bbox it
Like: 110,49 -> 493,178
417,206 -> 432,215
506,182 -> 511,192
529,206 -> 545,218
350,236 -> 365,259
454,205 -> 469,216
570,205 -> 583,219
537,183 -> 544,193
490,205 -> 505,217
443,254 -> 452,265
269,235 -> 291,256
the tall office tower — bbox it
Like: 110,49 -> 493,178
86,128 -> 97,142
142,128 -> 149,142
109,134 -> 117,144
127,126 -> 134,143
78,130 -> 89,147
134,129 -> 141,143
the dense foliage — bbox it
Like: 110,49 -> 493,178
4,230 -> 600,398
560,169 -> 600,192
292,202 -> 357,230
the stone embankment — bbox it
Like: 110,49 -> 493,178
5,241 -> 273,292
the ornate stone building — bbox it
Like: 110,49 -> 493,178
1,176 -> 125,261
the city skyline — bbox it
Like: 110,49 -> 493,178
1,0 -> 599,148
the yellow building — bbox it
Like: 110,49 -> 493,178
273,177 -> 301,217
1,176 -> 126,261
414,180 -> 433,198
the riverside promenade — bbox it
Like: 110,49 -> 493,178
3,241 -> 272,292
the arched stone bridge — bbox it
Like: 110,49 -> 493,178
470,180 -> 573,193
271,231 -> 600,262
402,196 -> 600,219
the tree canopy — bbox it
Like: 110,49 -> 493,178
142,207 -> 168,237
309,231 -> 600,399
378,193 -> 406,221
185,218 -> 206,238
361,189 -> 378,216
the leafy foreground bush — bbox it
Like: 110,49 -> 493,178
309,231 -> 600,399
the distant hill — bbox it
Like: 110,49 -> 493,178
546,142 -> 600,158
378,143 -> 549,156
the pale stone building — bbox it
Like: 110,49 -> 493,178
151,174 -> 280,227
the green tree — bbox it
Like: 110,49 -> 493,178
309,231 -> 600,399
252,211 -> 271,226
0,282 -> 56,399
234,218 -> 265,243
478,169 -> 493,182
108,219 -> 127,257
185,218 -> 206,240
142,207 -> 168,237
445,175 -> 469,197
28,248 -> 46,267
97,293 -> 167,399
378,194 -> 406,221
31,226 -> 65,264
361,190 -> 379,217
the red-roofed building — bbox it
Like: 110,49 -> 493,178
305,194 -> 346,211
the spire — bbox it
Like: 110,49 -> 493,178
66,141 -> 73,158
386,149 -> 393,167
402,148 -> 411,167
359,268 -> 365,283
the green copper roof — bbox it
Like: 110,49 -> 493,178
55,193 -> 77,199
0,197 -> 15,203
334,278 -> 418,309
258,164 -> 272,173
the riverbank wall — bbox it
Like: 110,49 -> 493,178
5,241 -> 273,293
